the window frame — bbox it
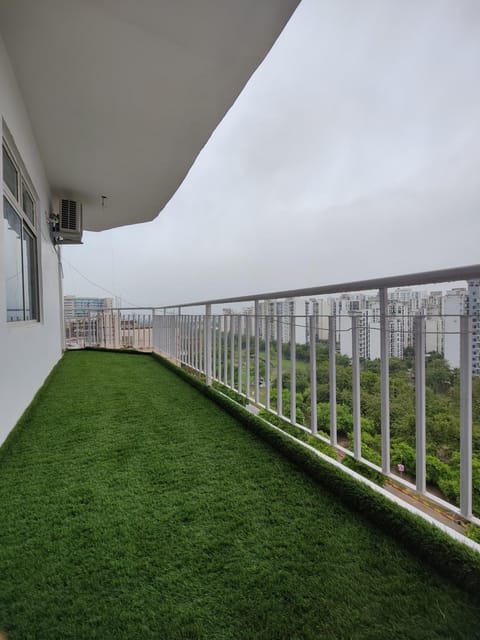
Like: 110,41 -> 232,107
2,137 -> 40,323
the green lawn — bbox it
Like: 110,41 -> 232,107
0,351 -> 479,639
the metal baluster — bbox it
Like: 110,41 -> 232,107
206,304 -> 212,385
329,315 -> 337,446
265,313 -> 271,410
188,315 -> 193,366
181,315 -> 185,364
246,314 -> 251,399
217,315 -> 222,381
196,315 -> 200,370
415,314 -> 426,493
212,315 -> 217,380
254,300 -> 260,403
277,312 -> 282,416
290,314 -> 296,425
237,315 -> 243,394
309,314 -> 317,435
352,313 -> 361,459
223,315 -> 228,384
379,287 -> 390,473
460,315 -> 473,518
230,315 -> 235,388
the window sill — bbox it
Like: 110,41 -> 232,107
4,319 -> 40,327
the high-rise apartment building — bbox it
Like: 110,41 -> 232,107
304,298 -> 330,343
220,286 -> 477,372
339,311 -> 375,360
257,299 -> 296,342
443,288 -> 467,369
467,280 -> 480,375
64,296 -> 113,319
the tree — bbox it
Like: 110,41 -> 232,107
426,353 -> 454,394
403,346 -> 415,369
391,441 -> 416,473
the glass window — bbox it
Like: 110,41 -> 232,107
2,138 -> 40,322
22,183 -> 34,224
23,227 -> 38,321
3,145 -> 18,199
4,197 -> 24,321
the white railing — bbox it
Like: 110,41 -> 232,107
64,308 -> 153,351
151,264 -> 480,524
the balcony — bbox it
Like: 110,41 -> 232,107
65,265 -> 480,532
2,3 -> 479,634
1,348 -> 480,638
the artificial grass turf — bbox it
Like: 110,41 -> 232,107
0,352 -> 479,639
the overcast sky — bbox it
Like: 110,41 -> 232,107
63,0 -> 480,307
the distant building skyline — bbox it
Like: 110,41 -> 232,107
232,281 -> 480,373
64,295 -> 113,320
65,281 -> 480,373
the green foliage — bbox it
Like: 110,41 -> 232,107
257,409 -> 337,459
362,359 -> 381,374
391,441 -> 416,474
437,476 -> 460,506
360,370 -> 380,394
466,523 -> 480,544
212,380 -> 248,406
273,339 -> 480,515
426,455 -> 450,484
426,352 -> 455,394
342,455 -> 386,486
317,402 -> 353,436
361,437 -> 383,467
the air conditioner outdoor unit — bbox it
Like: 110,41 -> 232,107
53,198 -> 83,244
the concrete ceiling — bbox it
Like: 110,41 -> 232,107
0,0 -> 300,231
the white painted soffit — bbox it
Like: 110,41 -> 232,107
0,0 -> 300,231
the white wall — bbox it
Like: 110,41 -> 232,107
0,35 -> 62,445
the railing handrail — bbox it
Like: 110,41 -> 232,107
64,308 -> 154,313
154,263 -> 480,310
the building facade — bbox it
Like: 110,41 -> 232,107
467,280 -> 480,375
0,38 -> 63,444
64,295 -> 113,320
443,288 -> 467,369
